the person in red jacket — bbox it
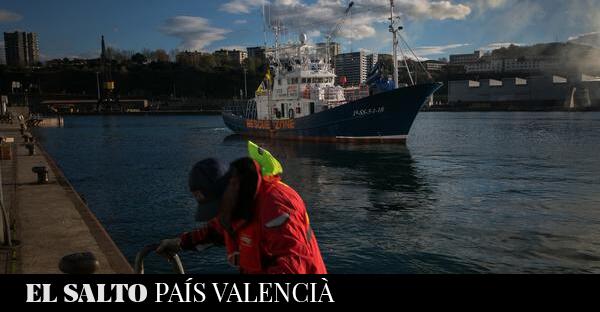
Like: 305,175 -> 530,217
157,156 -> 327,274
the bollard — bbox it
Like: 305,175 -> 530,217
22,133 -> 34,143
25,143 -> 35,156
59,252 -> 100,274
31,166 -> 48,184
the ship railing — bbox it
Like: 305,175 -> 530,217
224,99 -> 257,120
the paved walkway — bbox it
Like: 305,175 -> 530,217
0,112 -> 132,273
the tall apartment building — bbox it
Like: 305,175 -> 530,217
3,31 -> 40,67
0,44 -> 5,65
334,51 -> 379,86
334,51 -> 367,86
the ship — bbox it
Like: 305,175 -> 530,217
222,1 -> 442,143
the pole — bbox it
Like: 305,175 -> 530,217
389,0 -> 399,89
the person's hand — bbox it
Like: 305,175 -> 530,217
155,238 -> 182,259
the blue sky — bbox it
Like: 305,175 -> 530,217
0,0 -> 599,61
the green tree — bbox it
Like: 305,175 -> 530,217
131,53 -> 147,65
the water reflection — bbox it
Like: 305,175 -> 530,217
223,135 -> 434,206
221,135 -> 447,273
36,114 -> 600,273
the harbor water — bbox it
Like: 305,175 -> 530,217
35,112 -> 600,273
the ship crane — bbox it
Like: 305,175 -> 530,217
324,1 -> 354,67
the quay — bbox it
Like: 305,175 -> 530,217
0,108 -> 132,274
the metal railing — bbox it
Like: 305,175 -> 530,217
224,99 -> 257,119
134,243 -> 185,274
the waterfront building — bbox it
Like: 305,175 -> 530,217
334,51 -> 378,86
423,60 -> 447,72
316,42 -> 341,63
449,50 -> 483,65
214,49 -> 248,65
448,74 -> 600,109
0,45 -> 5,65
176,51 -> 206,67
3,31 -> 40,67
247,46 -> 266,60
464,57 -> 559,74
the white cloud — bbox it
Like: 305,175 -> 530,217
234,19 -> 248,24
470,0 -> 508,11
479,42 -> 522,51
0,9 -> 22,23
160,16 -> 230,51
221,0 -> 266,14
219,0 -> 473,41
413,43 -> 471,56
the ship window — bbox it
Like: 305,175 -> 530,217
302,78 -> 308,83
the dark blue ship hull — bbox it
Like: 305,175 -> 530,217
223,82 -> 442,142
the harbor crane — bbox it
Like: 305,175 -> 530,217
97,35 -> 120,113
324,1 -> 354,67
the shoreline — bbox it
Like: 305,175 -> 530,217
0,116 -> 132,274
49,108 -> 600,116
36,142 -> 133,274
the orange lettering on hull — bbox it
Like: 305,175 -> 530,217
245,119 -> 296,130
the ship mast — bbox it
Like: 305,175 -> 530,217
389,1 -> 399,89
388,0 -> 414,88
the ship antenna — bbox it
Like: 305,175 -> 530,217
262,0 -> 267,48
389,0 -> 414,87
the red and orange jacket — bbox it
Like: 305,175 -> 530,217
179,171 -> 327,274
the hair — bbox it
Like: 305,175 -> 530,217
188,158 -> 227,199
229,157 -> 259,221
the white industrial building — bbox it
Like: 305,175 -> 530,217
465,57 -> 559,74
448,74 -> 600,109
449,50 -> 484,65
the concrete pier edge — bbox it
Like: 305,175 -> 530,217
33,142 -> 133,274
